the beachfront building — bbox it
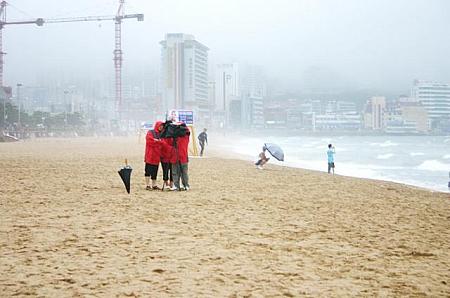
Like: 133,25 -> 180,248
215,63 -> 240,112
364,96 -> 386,130
382,96 -> 429,134
160,33 -> 209,121
400,103 -> 429,133
241,95 -> 264,129
214,63 -> 240,127
239,65 -> 267,129
412,80 -> 450,127
371,96 -> 386,130
241,65 -> 266,99
313,113 -> 362,131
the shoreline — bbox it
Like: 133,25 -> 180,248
3,134 -> 449,193
207,133 -> 450,194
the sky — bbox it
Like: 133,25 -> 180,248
3,0 -> 450,95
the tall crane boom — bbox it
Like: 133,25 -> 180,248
42,2 -> 144,118
42,14 -> 143,24
0,0 -> 44,86
1,0 -> 144,119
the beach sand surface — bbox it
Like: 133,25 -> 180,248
1,137 -> 449,297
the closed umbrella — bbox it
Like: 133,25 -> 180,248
118,159 -> 132,194
264,143 -> 284,161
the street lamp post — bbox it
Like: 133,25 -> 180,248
222,72 -> 232,128
64,90 -> 69,129
17,83 -> 23,128
2,96 -> 5,128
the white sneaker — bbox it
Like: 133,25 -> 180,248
184,186 -> 190,191
169,186 -> 178,191
257,165 -> 263,170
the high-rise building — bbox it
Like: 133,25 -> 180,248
160,33 -> 209,120
242,65 -> 266,98
371,96 -> 386,130
215,63 -> 240,112
240,65 -> 267,129
363,96 -> 386,130
412,80 -> 450,125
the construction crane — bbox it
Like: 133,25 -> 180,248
0,0 -> 144,116
43,1 -> 144,116
0,0 -> 44,86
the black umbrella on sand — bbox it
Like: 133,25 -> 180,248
118,159 -> 132,194
264,143 -> 284,162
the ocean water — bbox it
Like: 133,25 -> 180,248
221,134 -> 450,193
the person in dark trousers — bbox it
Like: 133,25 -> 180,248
144,121 -> 163,190
161,137 -> 174,190
198,128 -> 208,157
170,125 -> 191,191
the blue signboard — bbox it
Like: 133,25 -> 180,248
168,110 -> 194,125
178,110 -> 194,125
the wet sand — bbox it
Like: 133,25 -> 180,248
0,137 -> 449,296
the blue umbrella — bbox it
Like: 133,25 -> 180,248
264,143 -> 284,161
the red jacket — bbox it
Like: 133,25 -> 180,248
161,138 -> 174,163
171,127 -> 190,164
144,121 -> 163,165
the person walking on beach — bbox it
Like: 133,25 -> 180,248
255,146 -> 270,170
327,144 -> 336,174
198,128 -> 208,157
170,125 -> 191,191
144,121 -> 164,190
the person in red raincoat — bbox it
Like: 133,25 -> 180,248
144,121 -> 164,190
170,125 -> 191,191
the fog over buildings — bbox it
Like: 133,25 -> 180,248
3,0 -> 450,94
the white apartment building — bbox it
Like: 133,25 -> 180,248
160,33 -> 209,119
412,80 -> 450,125
371,96 -> 386,130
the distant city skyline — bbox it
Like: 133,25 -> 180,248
1,0 -> 449,95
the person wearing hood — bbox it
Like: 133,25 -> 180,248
144,121 -> 164,190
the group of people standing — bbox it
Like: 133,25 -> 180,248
144,121 -> 190,191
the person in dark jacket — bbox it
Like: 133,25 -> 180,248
197,128 -> 208,157
144,121 -> 164,190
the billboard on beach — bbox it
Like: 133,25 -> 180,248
167,110 -> 194,125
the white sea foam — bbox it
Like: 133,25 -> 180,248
377,153 -> 394,160
417,160 -> 450,172
443,154 -> 450,159
370,140 -> 399,147
410,152 -> 425,156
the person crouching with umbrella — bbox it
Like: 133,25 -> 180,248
255,146 -> 270,170
144,121 -> 164,190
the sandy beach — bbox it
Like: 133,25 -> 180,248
0,136 -> 449,297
